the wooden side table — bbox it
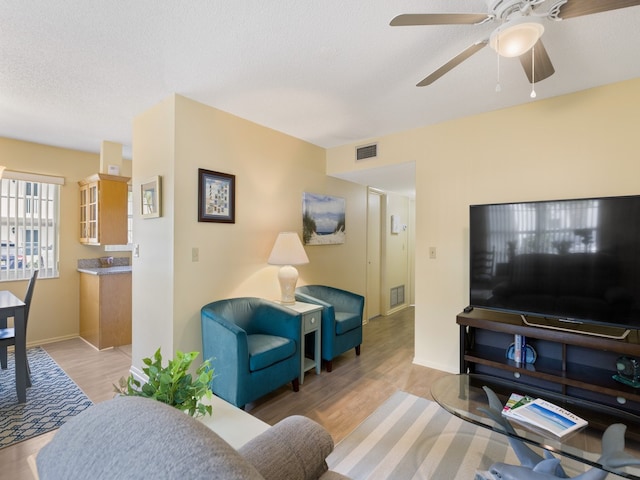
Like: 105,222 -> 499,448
283,301 -> 322,384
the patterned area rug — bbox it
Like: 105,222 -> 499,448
0,347 -> 93,449
327,391 -> 611,480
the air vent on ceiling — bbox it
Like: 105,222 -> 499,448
356,143 -> 378,161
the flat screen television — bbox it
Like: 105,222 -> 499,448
469,195 -> 640,335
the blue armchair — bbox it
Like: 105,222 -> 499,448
201,297 -> 302,408
295,285 -> 364,372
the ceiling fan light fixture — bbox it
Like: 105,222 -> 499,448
489,16 -> 544,58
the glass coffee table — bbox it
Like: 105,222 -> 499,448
431,374 -> 640,479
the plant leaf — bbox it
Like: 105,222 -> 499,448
116,348 -> 214,417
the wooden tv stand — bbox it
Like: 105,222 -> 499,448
457,308 -> 640,416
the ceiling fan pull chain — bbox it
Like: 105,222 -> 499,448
495,35 -> 501,93
530,46 -> 537,98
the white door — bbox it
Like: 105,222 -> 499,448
367,189 -> 382,320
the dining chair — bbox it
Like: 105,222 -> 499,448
0,269 -> 39,385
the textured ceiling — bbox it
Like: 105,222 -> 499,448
1,1 -> 639,197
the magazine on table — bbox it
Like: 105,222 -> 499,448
501,392 -> 533,415
501,393 -> 588,438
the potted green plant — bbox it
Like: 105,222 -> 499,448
115,348 -> 214,417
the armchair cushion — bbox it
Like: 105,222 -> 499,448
334,312 -> 361,335
248,334 -> 296,372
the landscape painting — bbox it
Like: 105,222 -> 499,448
302,192 -> 345,245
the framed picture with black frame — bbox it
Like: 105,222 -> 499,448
198,168 -> 235,223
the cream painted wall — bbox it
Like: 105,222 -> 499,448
0,137 -> 132,346
381,192 -> 412,314
131,94 -> 367,371
131,96 -> 176,371
327,78 -> 640,374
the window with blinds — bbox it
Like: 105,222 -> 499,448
486,199 -> 600,265
0,175 -> 60,281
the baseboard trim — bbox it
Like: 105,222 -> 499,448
25,334 -> 79,349
412,355 -> 457,374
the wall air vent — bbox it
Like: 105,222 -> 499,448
356,143 -> 378,161
390,285 -> 405,308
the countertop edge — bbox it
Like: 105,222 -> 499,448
77,266 -> 132,275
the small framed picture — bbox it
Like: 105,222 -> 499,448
198,169 -> 235,223
141,176 -> 161,219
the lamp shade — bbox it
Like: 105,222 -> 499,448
268,232 -> 309,266
489,16 -> 544,58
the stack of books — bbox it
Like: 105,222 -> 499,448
500,393 -> 588,438
475,394 -> 588,479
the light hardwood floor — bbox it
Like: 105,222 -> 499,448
1,306 -> 449,480
247,306 -> 449,441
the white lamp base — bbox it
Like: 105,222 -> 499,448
277,265 -> 299,304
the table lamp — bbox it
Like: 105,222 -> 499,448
268,232 -> 309,304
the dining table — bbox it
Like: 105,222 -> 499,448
0,290 -> 28,403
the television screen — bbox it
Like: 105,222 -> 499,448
469,195 -> 640,330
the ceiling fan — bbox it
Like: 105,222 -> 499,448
391,0 -> 640,87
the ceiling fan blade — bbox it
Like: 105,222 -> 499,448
519,39 -> 555,84
557,0 -> 640,19
390,13 -> 491,26
417,40 -> 488,87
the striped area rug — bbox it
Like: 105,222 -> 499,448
328,391 -> 597,480
0,347 -> 93,449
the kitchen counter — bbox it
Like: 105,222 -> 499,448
77,257 -> 131,275
77,265 -> 132,275
78,257 -> 131,349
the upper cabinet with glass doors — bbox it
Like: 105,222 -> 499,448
79,174 -> 130,245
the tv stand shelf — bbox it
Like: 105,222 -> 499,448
458,308 -> 640,415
